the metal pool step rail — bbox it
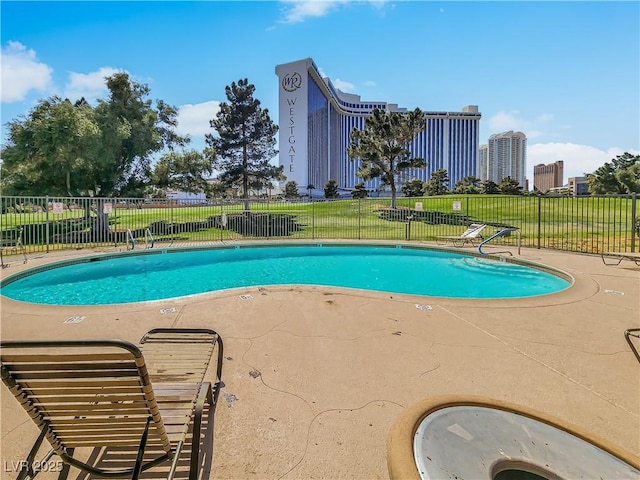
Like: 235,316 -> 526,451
478,227 -> 520,256
127,228 -> 155,250
0,227 -> 27,268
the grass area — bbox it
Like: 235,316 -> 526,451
0,195 -> 637,254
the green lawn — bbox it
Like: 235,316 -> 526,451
0,194 -> 637,253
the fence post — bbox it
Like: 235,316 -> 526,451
170,200 -> 175,243
45,195 -> 50,253
537,196 -> 542,249
632,193 -> 637,253
312,199 -> 315,240
358,198 -> 361,240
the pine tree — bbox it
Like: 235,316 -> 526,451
284,181 -> 300,199
351,182 -> 369,199
401,178 -> 426,197
206,79 -> 282,209
324,179 -> 339,199
424,169 -> 449,196
347,108 -> 426,208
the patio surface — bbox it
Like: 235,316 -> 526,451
1,242 -> 639,479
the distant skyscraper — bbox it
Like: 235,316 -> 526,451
533,161 -> 564,193
483,131 -> 527,187
479,144 -> 489,182
275,58 -> 481,193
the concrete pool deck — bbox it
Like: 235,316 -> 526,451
1,242 -> 639,479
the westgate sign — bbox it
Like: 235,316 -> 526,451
282,72 -> 302,92
281,71 -> 303,173
287,96 -> 297,171
276,60 -> 310,188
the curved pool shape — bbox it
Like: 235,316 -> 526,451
0,244 -> 571,305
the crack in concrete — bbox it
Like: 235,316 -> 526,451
233,333 -> 406,480
419,362 -> 441,378
169,304 -> 186,328
277,399 -> 406,480
438,305 -> 640,418
496,333 -> 632,357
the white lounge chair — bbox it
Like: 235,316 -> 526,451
436,223 -> 487,247
601,252 -> 640,266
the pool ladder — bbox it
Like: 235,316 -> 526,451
0,227 -> 27,268
478,228 -> 520,256
127,229 -> 155,250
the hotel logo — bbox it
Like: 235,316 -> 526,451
282,72 -> 302,92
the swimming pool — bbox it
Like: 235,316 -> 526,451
0,244 -> 572,305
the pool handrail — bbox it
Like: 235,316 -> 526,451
127,229 -> 136,250
478,227 -> 520,256
145,228 -> 155,249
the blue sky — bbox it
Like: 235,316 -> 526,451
1,1 -> 639,185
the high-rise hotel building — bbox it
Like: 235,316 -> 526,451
479,131 -> 527,187
275,58 -> 481,193
533,160 -> 564,193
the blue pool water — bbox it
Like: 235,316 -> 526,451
0,245 -> 571,305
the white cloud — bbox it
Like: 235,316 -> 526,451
526,143 -> 640,184
316,64 -> 356,92
1,41 -> 53,103
176,101 -> 221,137
364,80 -> 376,87
279,1 -> 346,23
487,110 -> 527,132
487,110 -> 556,141
333,78 -> 355,92
278,0 -> 389,24
63,67 -> 121,103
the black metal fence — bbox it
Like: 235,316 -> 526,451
0,194 -> 637,257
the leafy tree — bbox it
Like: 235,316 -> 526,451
1,74 -> 185,240
480,179 -> 500,194
347,108 -> 426,208
206,181 -> 232,199
1,74 -> 186,199
206,78 -> 282,209
306,183 -> 315,201
151,150 -> 213,194
93,73 -> 187,197
284,181 -> 300,199
401,178 -> 425,197
1,96 -> 102,196
454,175 -> 481,194
324,179 -> 339,199
351,182 -> 369,199
616,161 -> 640,193
498,177 -> 523,195
586,153 -> 640,194
424,169 -> 449,196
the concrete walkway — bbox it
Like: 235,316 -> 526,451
1,243 -> 638,479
